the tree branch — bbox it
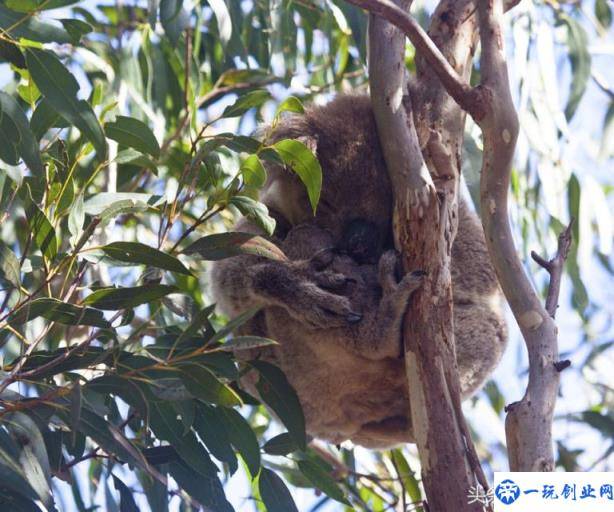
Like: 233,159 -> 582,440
367,2 -> 487,511
348,0 -> 480,116
530,220 -> 574,318
473,0 -> 560,471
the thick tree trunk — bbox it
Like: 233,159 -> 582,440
368,2 -> 486,511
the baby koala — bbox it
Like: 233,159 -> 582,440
277,223 -> 424,359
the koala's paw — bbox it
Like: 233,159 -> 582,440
378,250 -> 425,298
288,281 -> 362,329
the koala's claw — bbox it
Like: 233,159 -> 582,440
398,270 -> 425,295
346,312 -> 363,324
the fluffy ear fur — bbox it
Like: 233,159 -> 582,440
210,94 -> 507,449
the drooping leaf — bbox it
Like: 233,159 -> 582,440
105,116 -> 160,158
7,298 -> 110,328
240,154 -> 267,188
0,430 -> 39,503
0,242 -> 21,289
389,449 -> 422,505
101,242 -> 191,275
298,458 -> 349,505
83,284 -> 179,310
272,138 -> 322,213
218,335 -> 278,352
25,48 -> 107,158
559,15 -> 591,120
83,192 -> 164,216
183,232 -> 287,261
222,90 -> 271,118
275,96 -> 304,118
218,407 -> 260,477
149,402 -> 218,477
167,460 -> 234,512
4,412 -> 53,508
229,195 -> 276,236
87,376 -> 149,424
193,404 -> 238,474
178,362 -> 242,407
0,92 -> 43,175
259,468 -> 299,512
25,200 -> 58,260
207,0 -> 232,45
160,0 -> 189,46
112,475 -> 139,512
262,432 -> 299,456
249,360 -> 306,450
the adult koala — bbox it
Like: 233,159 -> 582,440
210,95 -> 506,448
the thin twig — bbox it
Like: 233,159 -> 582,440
530,219 -> 574,318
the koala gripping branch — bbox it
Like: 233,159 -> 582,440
367,1 -> 488,511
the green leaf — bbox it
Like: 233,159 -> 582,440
30,99 -> 64,140
595,0 -> 612,29
105,116 -> 161,158
262,432 -> 299,456
4,0 -> 81,11
0,242 -> 21,289
240,154 -> 267,188
0,431 -> 39,503
249,360 -> 306,450
272,138 -> 322,213
83,284 -> 179,310
390,449 -> 422,505
25,48 -> 107,159
60,18 -> 93,44
218,407 -> 260,477
183,232 -> 287,261
167,461 -> 234,512
222,90 -> 271,118
259,468 -> 299,512
559,15 -> 591,120
101,242 -> 191,275
193,404 -> 238,474
160,0 -> 189,46
298,459 -> 349,505
207,0 -> 232,45
275,96 -> 304,118
229,195 -> 276,236
8,298 -> 110,327
68,193 -> 85,244
60,405 -> 154,475
0,5 -> 72,43
87,376 -> 149,425
149,402 -> 218,477
178,362 -> 242,407
218,335 -> 278,352
4,412 -> 53,508
0,92 -> 43,175
25,200 -> 58,260
83,192 -> 164,216
112,475 -> 139,512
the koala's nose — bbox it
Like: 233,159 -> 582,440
346,312 -> 363,324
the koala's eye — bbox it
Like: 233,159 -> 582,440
341,219 -> 381,264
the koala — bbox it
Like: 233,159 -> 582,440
210,95 -> 507,448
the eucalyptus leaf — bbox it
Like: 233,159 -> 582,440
25,48 -> 107,159
101,242 -> 191,275
272,138 -> 322,213
83,284 -> 179,310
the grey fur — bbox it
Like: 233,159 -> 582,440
210,95 -> 507,448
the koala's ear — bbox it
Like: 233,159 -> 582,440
296,134 -> 318,154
